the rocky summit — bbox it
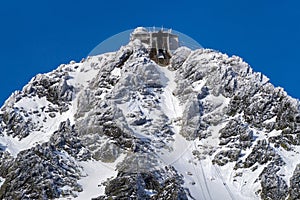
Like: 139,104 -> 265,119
0,28 -> 300,200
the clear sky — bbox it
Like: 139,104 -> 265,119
0,0 -> 299,105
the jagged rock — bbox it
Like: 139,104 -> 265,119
219,118 -> 254,149
94,141 -> 120,162
154,177 -> 188,200
50,120 -> 91,161
0,119 -> 91,199
259,160 -> 288,200
0,151 -> 13,178
289,164 -> 300,200
24,72 -> 74,105
0,143 -> 83,199
180,97 -> 201,140
236,139 -> 277,169
213,149 -> 241,166
97,166 -> 187,200
132,117 -> 147,126
169,47 -> 192,71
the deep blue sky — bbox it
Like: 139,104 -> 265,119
0,0 -> 299,105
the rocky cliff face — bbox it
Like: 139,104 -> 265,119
0,30 -> 299,200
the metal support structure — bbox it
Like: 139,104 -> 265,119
131,28 -> 179,66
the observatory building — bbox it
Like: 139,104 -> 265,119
130,27 -> 179,66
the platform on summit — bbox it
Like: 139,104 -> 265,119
130,27 -> 179,66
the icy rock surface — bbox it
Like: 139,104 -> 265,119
0,31 -> 300,199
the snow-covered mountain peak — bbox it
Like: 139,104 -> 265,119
0,28 -> 300,199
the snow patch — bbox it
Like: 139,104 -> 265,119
159,67 -> 183,118
0,177 -> 5,188
76,154 -> 125,199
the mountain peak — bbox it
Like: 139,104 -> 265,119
0,27 -> 299,199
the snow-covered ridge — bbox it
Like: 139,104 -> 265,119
0,31 -> 300,199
